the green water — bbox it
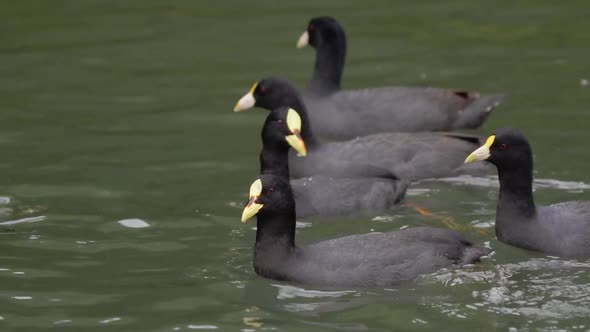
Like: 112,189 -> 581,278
1,1 -> 589,331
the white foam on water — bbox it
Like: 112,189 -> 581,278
372,215 -> 401,222
407,188 -> 432,196
426,258 -> 590,321
0,215 -> 46,226
99,317 -> 121,324
295,221 -> 313,228
117,218 -> 150,228
187,325 -> 219,330
435,175 -> 590,192
273,284 -> 357,300
227,201 -> 242,208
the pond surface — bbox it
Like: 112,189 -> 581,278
1,1 -> 589,331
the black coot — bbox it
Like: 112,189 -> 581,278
465,127 -> 590,257
259,107 -> 407,218
240,174 -> 491,287
235,77 -> 492,181
291,16 -> 505,140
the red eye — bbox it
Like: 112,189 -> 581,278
499,144 -> 508,150
259,86 -> 267,94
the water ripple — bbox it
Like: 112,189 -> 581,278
427,258 -> 590,321
0,215 -> 46,226
435,176 -> 590,192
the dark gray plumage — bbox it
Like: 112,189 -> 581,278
292,175 -> 408,218
465,127 -> 590,257
243,77 -> 493,181
297,16 -> 505,140
289,131 -> 492,181
247,174 -> 491,287
260,107 -> 408,218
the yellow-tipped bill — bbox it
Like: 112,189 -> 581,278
284,108 -> 307,156
296,31 -> 309,48
465,135 -> 496,163
241,179 -> 264,222
233,82 -> 258,112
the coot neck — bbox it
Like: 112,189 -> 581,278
308,37 -> 346,95
255,211 -> 296,250
260,142 -> 290,178
496,163 -> 537,221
